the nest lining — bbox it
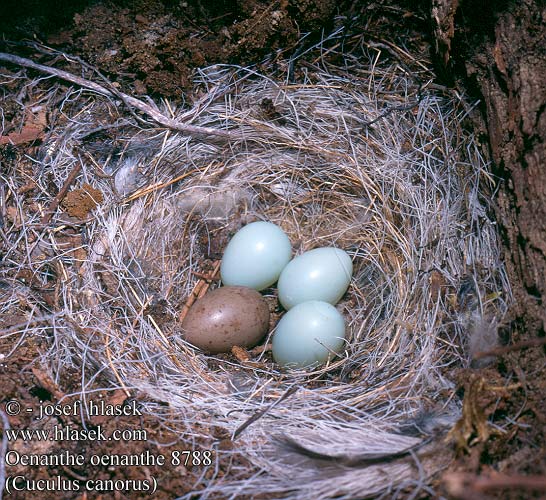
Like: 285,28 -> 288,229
2,45 -> 511,499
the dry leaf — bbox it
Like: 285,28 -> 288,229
231,345 -> 251,362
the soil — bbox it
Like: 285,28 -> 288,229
434,2 -> 546,495
0,336 -> 196,499
1,0 -> 335,100
1,0 -> 545,499
61,184 -> 104,219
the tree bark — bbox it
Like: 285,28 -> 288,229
434,0 -> 546,335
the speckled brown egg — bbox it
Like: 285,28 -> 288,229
181,286 -> 270,353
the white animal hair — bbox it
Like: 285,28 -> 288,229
1,33 -> 511,499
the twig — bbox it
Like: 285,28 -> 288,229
0,52 -> 240,142
40,162 -> 82,225
444,471 -> 546,498
233,385 -> 299,439
474,337 -> 546,360
178,260 -> 221,323
125,166 -> 208,202
0,313 -> 63,336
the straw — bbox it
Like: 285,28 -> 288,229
0,32 -> 511,499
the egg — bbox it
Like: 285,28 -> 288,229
272,301 -> 346,368
277,247 -> 353,309
220,221 -> 292,291
181,286 -> 270,353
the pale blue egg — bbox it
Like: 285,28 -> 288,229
277,247 -> 353,309
272,301 -> 346,368
220,221 -> 292,291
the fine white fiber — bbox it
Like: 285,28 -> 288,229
1,32 -> 512,499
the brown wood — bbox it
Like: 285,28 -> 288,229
434,0 -> 546,335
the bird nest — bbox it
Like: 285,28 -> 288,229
2,39 -> 511,499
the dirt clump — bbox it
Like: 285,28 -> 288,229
61,183 -> 104,219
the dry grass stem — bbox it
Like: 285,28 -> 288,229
0,33 -> 512,499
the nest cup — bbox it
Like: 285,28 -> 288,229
16,46 -> 510,499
